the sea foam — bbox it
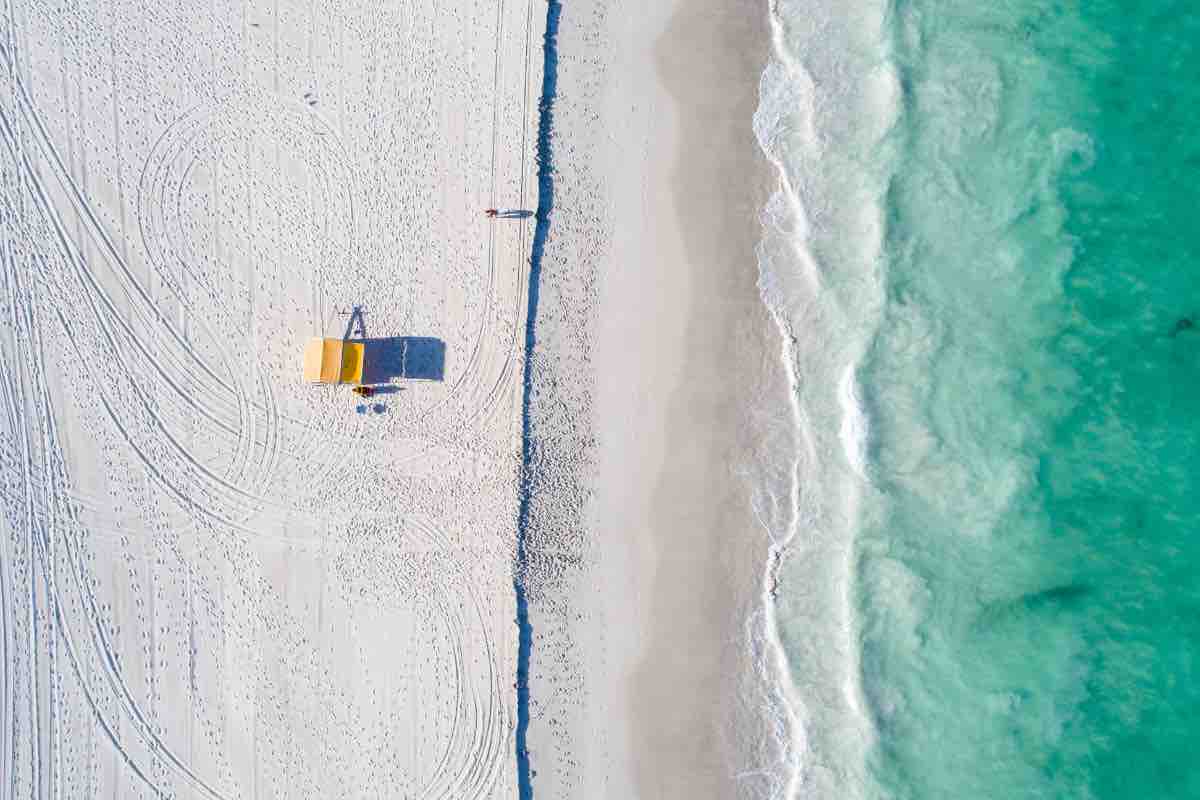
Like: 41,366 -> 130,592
745,0 -> 898,796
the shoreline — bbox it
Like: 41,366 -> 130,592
627,3 -> 779,796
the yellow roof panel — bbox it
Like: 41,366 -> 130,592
304,338 -> 362,384
320,339 -> 343,383
340,341 -> 364,384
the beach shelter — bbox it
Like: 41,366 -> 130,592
303,337 -> 364,384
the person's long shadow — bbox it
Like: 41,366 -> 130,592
354,336 -> 446,383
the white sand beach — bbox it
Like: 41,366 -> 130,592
0,0 -> 784,797
521,0 -> 783,798
1,0 -> 541,796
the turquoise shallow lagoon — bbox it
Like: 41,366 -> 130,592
853,1 -> 1200,796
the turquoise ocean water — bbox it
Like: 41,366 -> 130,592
755,1 -> 1200,797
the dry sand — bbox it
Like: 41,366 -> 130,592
0,1 -> 542,797
521,0 -> 783,798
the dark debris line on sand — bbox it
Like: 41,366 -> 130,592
514,0 -> 561,797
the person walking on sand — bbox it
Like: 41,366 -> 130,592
485,208 -> 533,220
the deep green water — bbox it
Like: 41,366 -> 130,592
856,1 -> 1200,797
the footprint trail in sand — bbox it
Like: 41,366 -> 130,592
0,1 -> 542,797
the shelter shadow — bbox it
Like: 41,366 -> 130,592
355,337 -> 445,383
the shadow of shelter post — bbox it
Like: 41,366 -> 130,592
356,337 -> 446,383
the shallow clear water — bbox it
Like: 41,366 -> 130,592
756,0 -> 1200,797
